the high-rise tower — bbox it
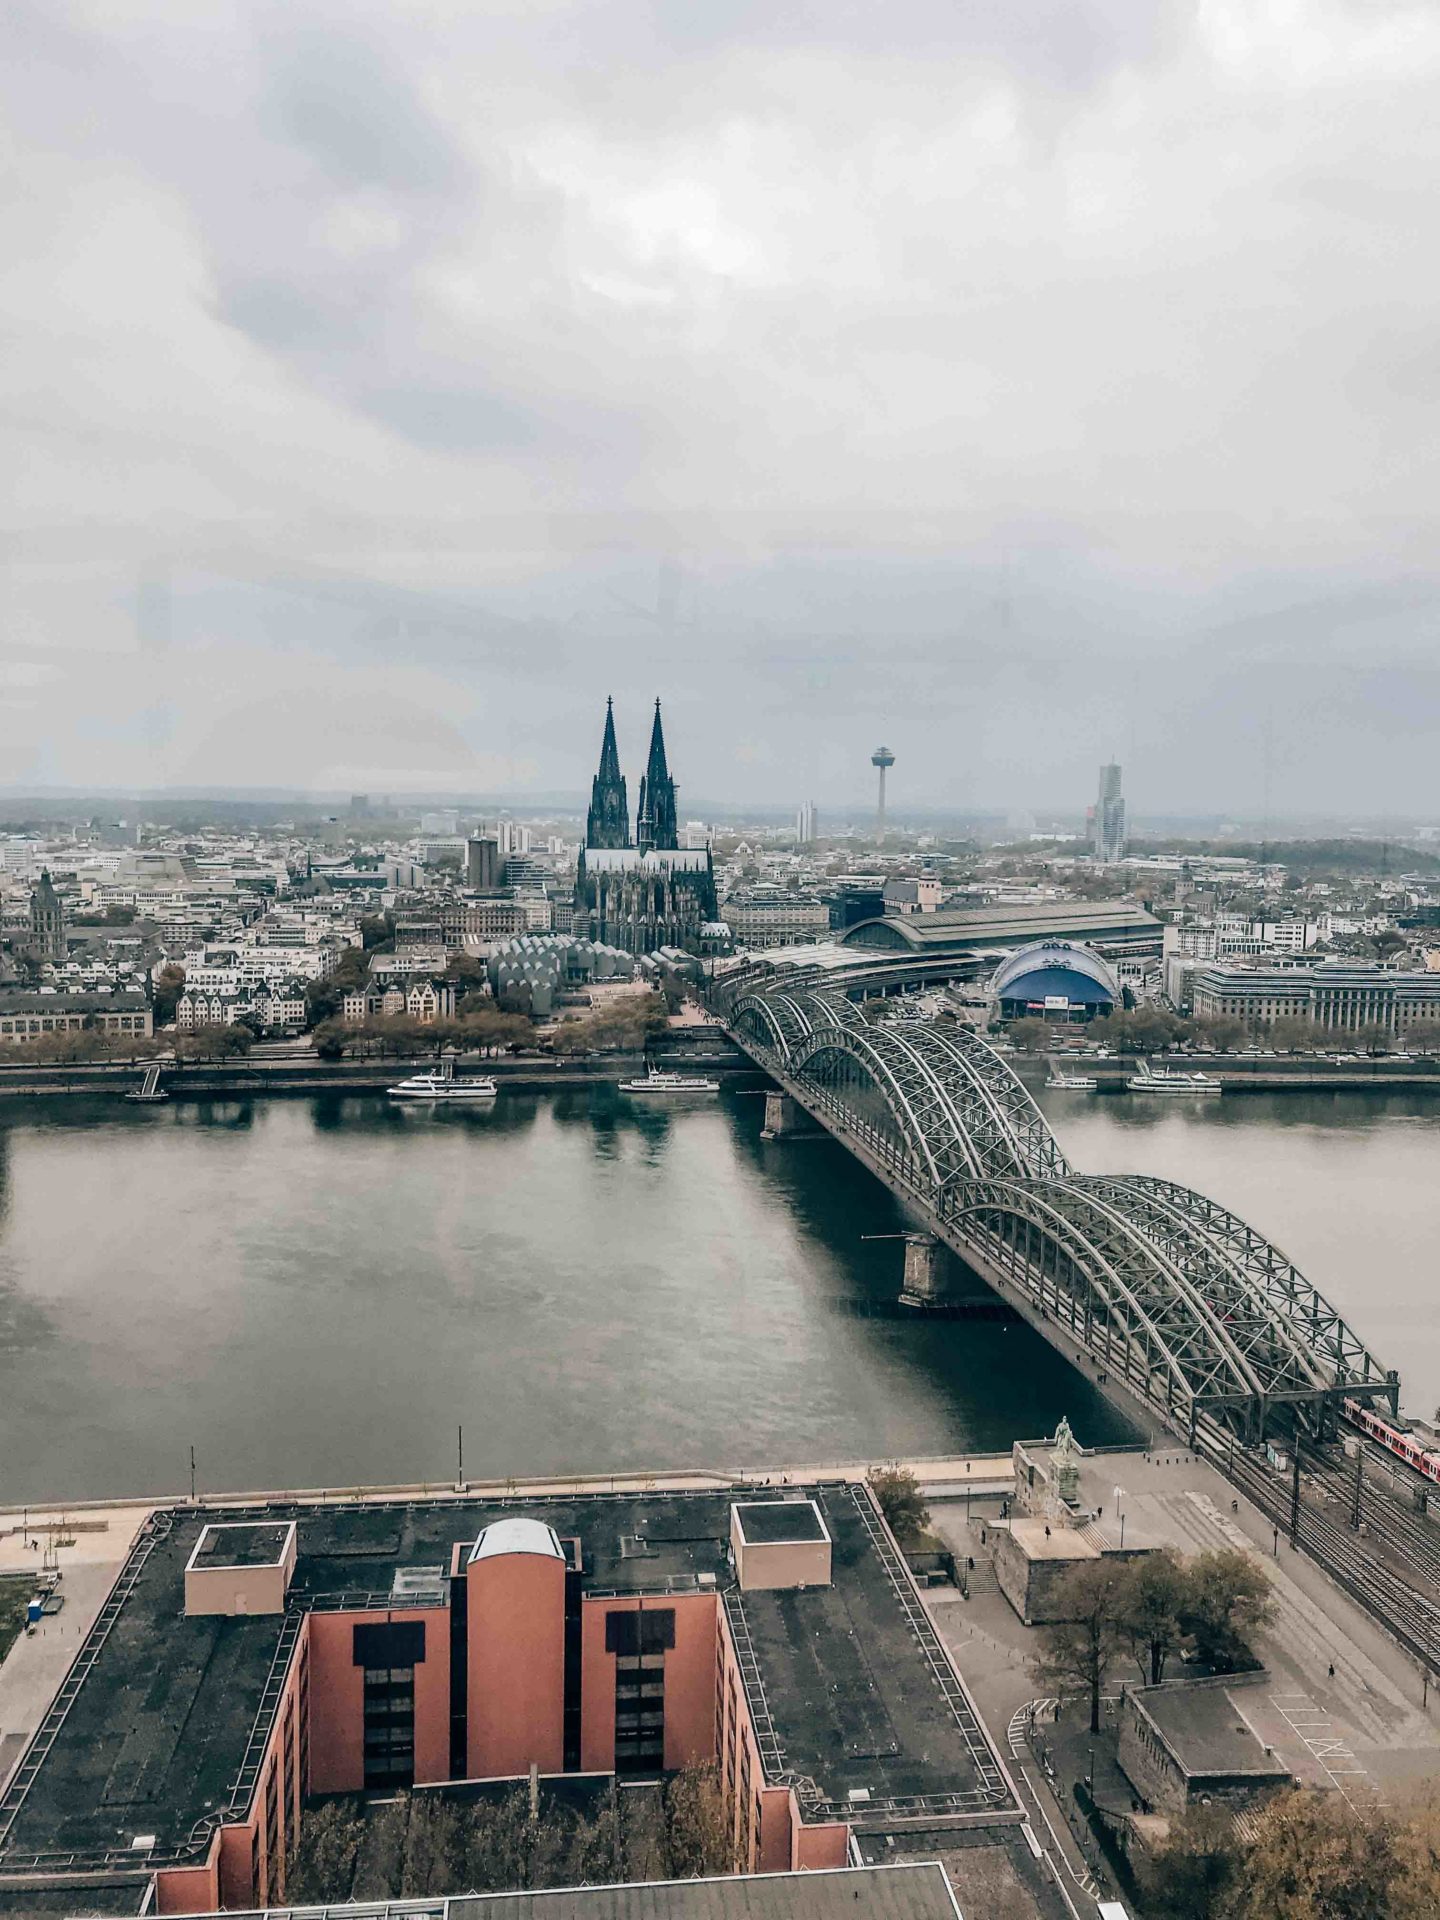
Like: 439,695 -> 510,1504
585,698 -> 631,849
636,699 -> 679,853
871,746 -> 895,838
1091,763 -> 1126,863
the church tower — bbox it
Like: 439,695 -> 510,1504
585,698 -> 631,849
635,700 -> 679,853
29,870 -> 66,964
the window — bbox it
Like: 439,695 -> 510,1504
609,1608 -> 673,1775
355,1623 -> 423,1790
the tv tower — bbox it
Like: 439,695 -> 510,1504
871,745 -> 895,837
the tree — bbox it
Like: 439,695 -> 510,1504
445,952 -> 488,990
866,1464 -> 931,1546
311,1017 -> 350,1060
352,1792 -> 410,1899
359,912 -> 397,951
152,963 -> 186,1026
1355,1022 -> 1396,1055
661,1764 -> 732,1878
1139,1804 -> 1244,1918
1008,1016 -> 1052,1050
1235,1790 -> 1412,1920
305,948 -> 369,1025
1117,1547 -> 1188,1686
1194,1014 -> 1249,1052
1033,1559 -> 1131,1732
1180,1548 -> 1274,1673
1268,1017 -> 1322,1053
288,1797 -> 363,1903
551,995 -> 667,1056
174,1023 -> 254,1062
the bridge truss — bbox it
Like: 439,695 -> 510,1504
720,970 -> 1396,1441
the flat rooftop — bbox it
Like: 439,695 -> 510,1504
734,1487 -> 1011,1820
190,1522 -> 291,1567
1132,1683 -> 1292,1781
733,1500 -> 827,1544
0,1487 -> 1012,1881
1007,1519 -> 1100,1563
113,1862 -> 962,1920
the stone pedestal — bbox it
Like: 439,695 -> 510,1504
761,1091 -> 802,1139
899,1232 -> 943,1307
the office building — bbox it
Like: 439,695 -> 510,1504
465,837 -> 501,890
0,1486 -> 1017,1915
724,891 -> 830,950
0,990 -> 153,1044
1192,961 -> 1440,1036
1089,764 -> 1126,864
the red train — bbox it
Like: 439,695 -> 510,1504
1343,1397 -> 1440,1484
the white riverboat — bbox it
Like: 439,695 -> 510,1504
1127,1059 -> 1222,1095
620,1067 -> 720,1095
388,1067 -> 497,1101
1045,1069 -> 1098,1090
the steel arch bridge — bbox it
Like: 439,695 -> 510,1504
719,972 -> 1396,1440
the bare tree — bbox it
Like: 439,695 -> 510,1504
1032,1560 -> 1131,1732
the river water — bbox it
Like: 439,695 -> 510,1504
0,1083 -> 1434,1505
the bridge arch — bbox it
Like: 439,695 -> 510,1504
941,1177 -> 1272,1422
786,1020 -> 1065,1186
712,964 -> 1397,1434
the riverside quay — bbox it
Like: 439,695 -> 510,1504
0,1486 -> 1018,1915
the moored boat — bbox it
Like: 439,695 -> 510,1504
388,1067 -> 497,1101
1126,1059 -> 1222,1095
620,1067 -> 720,1095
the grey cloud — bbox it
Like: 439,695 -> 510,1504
5,0 -> 1440,813
260,28 -> 467,195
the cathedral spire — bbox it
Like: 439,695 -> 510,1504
598,695 -> 622,782
636,698 -> 679,853
585,696 -> 631,849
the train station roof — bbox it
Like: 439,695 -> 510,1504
839,902 -> 1161,953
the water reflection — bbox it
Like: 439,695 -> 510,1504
0,1087 -> 1137,1504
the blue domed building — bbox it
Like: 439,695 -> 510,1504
992,940 -> 1120,1024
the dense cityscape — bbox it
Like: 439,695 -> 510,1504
1,705 -> 1439,1913
7,0 -> 1440,1916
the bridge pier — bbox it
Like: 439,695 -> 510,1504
760,1091 -> 806,1140
899,1233 -> 943,1308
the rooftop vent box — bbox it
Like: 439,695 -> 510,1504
184,1521 -> 297,1618
730,1499 -> 832,1593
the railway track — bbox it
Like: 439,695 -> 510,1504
1198,1425 -> 1440,1672
1297,1440 -> 1440,1592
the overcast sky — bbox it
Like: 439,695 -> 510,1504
5,0 -> 1440,817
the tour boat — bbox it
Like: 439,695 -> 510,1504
387,1069 -> 497,1101
1126,1059 -> 1222,1095
620,1067 -> 720,1095
1045,1069 -> 1098,1090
